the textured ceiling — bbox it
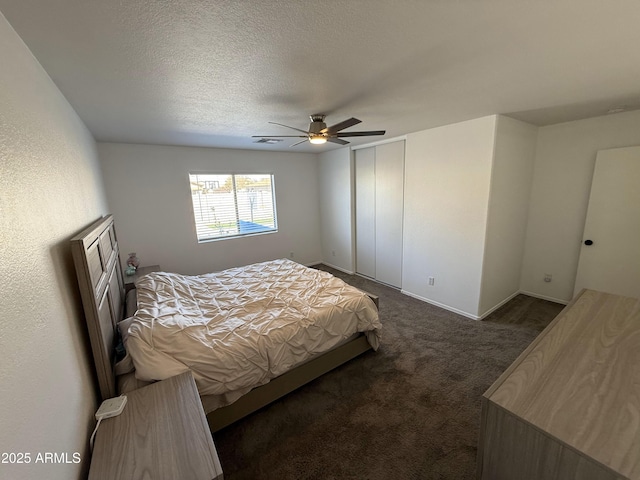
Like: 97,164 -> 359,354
2,0 -> 640,152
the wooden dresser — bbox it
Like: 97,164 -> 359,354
478,289 -> 640,480
89,371 -> 223,480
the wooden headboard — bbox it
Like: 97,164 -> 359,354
71,215 -> 124,400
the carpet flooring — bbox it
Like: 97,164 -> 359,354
213,265 -> 565,479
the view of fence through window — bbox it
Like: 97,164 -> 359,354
189,173 -> 277,242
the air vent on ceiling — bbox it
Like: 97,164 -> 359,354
254,138 -> 284,144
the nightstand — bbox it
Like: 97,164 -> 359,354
124,264 -> 160,292
89,371 -> 223,480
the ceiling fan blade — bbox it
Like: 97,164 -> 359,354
335,130 -> 386,137
327,137 -> 350,145
289,138 -> 310,147
321,117 -> 361,134
252,135 -> 308,138
268,121 -> 310,134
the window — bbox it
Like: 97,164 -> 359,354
189,173 -> 278,242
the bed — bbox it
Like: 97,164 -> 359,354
71,215 -> 381,431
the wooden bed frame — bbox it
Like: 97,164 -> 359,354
71,214 -> 378,431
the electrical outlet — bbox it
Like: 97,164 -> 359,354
289,251 -> 294,259
332,250 -> 336,257
544,274 -> 552,283
95,395 -> 127,420
428,276 -> 435,286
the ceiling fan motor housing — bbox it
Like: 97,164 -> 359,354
309,114 -> 327,134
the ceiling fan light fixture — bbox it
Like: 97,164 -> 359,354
309,135 -> 327,145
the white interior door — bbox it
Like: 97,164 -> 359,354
574,146 -> 640,299
355,147 -> 376,279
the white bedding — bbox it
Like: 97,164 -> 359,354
126,259 -> 381,405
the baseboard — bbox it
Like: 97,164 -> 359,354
401,290 -> 481,320
477,291 -> 521,320
317,262 -> 355,275
518,290 -> 569,305
321,270 -> 568,318
400,289 -> 567,322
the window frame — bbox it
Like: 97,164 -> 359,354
188,172 -> 278,243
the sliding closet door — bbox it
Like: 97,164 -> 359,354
355,141 -> 404,288
355,147 -> 376,279
375,141 -> 404,287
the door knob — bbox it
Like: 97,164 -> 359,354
584,239 -> 594,246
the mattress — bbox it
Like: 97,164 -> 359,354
125,259 -> 381,408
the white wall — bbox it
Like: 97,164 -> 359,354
318,111 -> 640,315
0,13 -> 107,480
520,109 -> 640,302
318,147 -> 354,272
478,116 -> 537,315
98,142 -> 322,274
402,116 -> 496,317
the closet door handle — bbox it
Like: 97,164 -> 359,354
584,239 -> 594,246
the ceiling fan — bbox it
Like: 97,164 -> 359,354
253,114 -> 386,147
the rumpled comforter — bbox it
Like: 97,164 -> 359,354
126,259 -> 381,403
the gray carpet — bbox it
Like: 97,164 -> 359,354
213,265 -> 565,479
